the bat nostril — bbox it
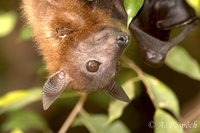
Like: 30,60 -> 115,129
117,34 -> 129,47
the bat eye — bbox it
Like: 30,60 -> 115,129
86,60 -> 101,72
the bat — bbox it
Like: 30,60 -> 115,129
113,0 -> 199,67
22,0 -> 130,110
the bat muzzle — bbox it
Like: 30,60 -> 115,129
116,33 -> 129,48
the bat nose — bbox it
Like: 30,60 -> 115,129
117,33 -> 129,47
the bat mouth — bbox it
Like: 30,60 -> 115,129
142,50 -> 165,67
116,61 -> 122,73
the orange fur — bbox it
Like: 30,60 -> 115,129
22,0 -> 114,74
22,0 -> 131,109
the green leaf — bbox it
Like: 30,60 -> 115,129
186,0 -> 200,16
10,128 -> 24,133
0,11 -> 17,37
144,74 -> 180,118
78,110 -> 131,133
154,109 -> 184,133
123,0 -> 144,28
1,110 -> 49,132
165,45 -> 200,81
107,78 -> 135,123
106,69 -> 140,123
188,118 -> 200,133
87,91 -> 110,109
0,88 -> 42,114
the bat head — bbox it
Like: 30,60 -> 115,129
42,26 -> 130,110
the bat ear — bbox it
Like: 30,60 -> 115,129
104,82 -> 130,103
42,70 -> 71,110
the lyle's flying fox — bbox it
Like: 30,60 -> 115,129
22,0 -> 130,110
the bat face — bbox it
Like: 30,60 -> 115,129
65,27 -> 129,92
133,0 -> 198,67
113,0 -> 198,67
42,26 -> 130,110
22,0 -> 131,110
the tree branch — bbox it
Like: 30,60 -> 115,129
58,93 -> 88,133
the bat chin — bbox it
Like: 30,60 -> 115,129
116,61 -> 122,72
145,60 -> 165,68
142,51 -> 165,67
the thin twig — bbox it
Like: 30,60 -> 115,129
121,55 -> 158,108
58,93 -> 88,133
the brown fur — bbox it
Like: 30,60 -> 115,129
22,0 -> 114,74
22,0 -> 130,109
